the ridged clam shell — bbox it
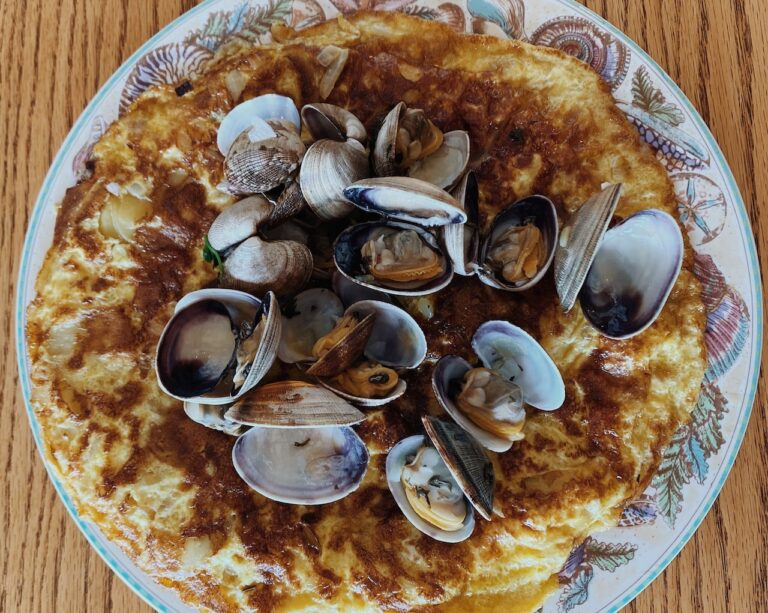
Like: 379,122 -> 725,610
421,416 -> 495,521
333,220 -> 454,296
444,171 -> 480,276
477,194 -> 558,291
221,236 -> 313,299
207,195 -> 273,252
225,381 -> 365,427
301,103 -> 367,144
385,435 -> 475,543
554,183 -> 622,311
431,355 -> 514,453
217,94 -> 301,155
270,180 -> 307,225
579,209 -> 683,339
300,139 -> 368,220
306,312 -> 376,377
224,121 -> 305,194
344,177 -> 466,227
232,425 -> 369,505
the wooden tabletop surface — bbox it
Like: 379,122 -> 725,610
1,0 -> 766,611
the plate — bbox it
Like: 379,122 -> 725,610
15,1 -> 762,611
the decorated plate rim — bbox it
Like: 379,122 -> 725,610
13,0 -> 763,611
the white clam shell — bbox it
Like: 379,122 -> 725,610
232,425 -> 369,505
580,208 -> 683,339
385,435 -> 475,543
408,130 -> 470,190
472,320 -> 565,411
156,288 -> 281,405
217,94 -> 300,155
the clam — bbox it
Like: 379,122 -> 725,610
301,103 -> 367,144
184,401 -> 247,436
217,94 -> 301,155
334,220 -> 454,296
579,209 -> 683,339
471,320 -> 565,411
443,171 -> 480,276
300,138 -> 369,220
386,435 -> 475,543
221,235 -> 313,299
224,119 -> 306,195
343,177 -> 466,227
278,288 -> 344,363
475,195 -> 559,291
155,289 -> 281,404
332,270 -> 393,308
269,179 -> 307,225
305,311 -> 376,377
224,381 -> 365,427
232,425 -> 369,505
207,195 -> 273,252
554,183 -> 622,311
432,356 -> 525,452
408,131 -> 470,190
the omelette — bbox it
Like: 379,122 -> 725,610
26,12 -> 706,612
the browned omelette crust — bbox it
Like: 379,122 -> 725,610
26,12 -> 706,612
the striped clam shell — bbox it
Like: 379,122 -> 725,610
693,253 -> 750,383
531,16 -> 630,90
120,43 -> 213,113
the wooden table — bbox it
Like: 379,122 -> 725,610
1,1 -> 765,611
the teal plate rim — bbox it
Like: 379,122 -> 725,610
14,1 -> 764,611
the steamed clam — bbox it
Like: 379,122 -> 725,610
386,417 -> 494,542
301,103 -> 367,144
334,221 -> 453,296
155,289 -> 281,404
217,94 -> 301,156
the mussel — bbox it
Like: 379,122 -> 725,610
232,425 -> 369,505
155,289 -> 281,404
334,220 -> 453,296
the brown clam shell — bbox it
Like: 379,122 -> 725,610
306,312 -> 376,377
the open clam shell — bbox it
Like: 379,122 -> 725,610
300,138 -> 369,220
422,416 -> 495,521
554,183 -> 622,311
224,381 -> 365,427
477,195 -> 558,291
313,300 -> 425,406
221,235 -> 313,299
334,220 -> 454,296
301,103 -> 367,144
385,435 -> 476,543
232,425 -> 369,505
278,288 -> 344,363
472,320 -> 564,411
431,355 -> 519,452
217,94 -> 300,155
156,289 -> 281,405
343,177 -> 466,227
306,312 -> 376,377
444,171 -> 480,276
408,130 -> 470,190
580,208 -> 683,339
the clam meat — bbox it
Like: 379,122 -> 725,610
329,361 -> 400,399
455,368 -> 525,440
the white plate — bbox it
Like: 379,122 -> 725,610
15,1 -> 762,611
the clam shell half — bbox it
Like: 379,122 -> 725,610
422,416 -> 495,520
385,435 -> 476,543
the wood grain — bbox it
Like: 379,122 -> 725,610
0,1 -> 765,611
